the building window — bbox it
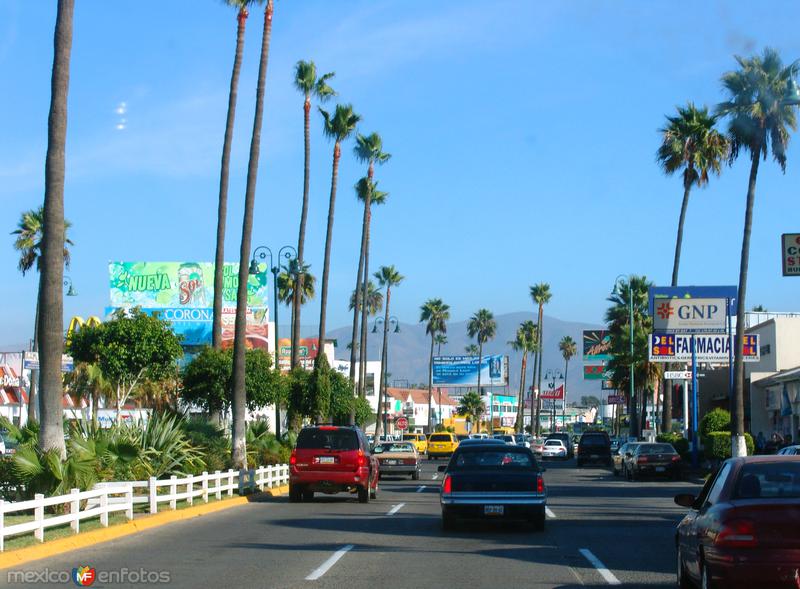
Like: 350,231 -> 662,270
760,344 -> 771,356
366,374 -> 375,395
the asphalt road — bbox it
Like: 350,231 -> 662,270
5,457 -> 703,588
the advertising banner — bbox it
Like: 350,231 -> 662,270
583,330 -> 611,361
607,395 -> 625,404
648,286 -> 737,316
432,355 -> 508,387
651,297 -> 727,333
541,400 -> 564,411
22,352 -> 74,372
648,333 -> 759,362
783,233 -> 800,276
277,337 -> 320,371
583,364 -> 609,380
540,384 -> 565,400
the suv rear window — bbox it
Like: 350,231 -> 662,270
429,434 -> 452,442
580,435 -> 609,447
296,428 -> 359,451
451,448 -> 535,470
402,434 -> 419,441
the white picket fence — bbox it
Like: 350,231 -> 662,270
0,464 -> 289,551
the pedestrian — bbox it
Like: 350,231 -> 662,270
756,431 -> 766,454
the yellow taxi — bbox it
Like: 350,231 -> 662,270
402,432 -> 428,454
427,432 -> 459,459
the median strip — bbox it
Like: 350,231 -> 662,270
579,548 -> 621,585
305,544 -> 354,581
386,503 -> 405,516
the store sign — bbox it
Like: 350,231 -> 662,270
22,352 -> 74,372
664,371 -> 693,380
649,333 -> 759,362
583,364 -> 609,380
652,297 -> 727,333
540,384 -> 565,400
648,286 -> 737,316
607,395 -> 625,404
783,233 -> 800,276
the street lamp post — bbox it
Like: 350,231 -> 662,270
373,316 -> 399,437
613,275 -> 635,438
249,245 -> 297,440
545,369 -> 564,433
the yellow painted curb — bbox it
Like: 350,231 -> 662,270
0,488 -> 284,570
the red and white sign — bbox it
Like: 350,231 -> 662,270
783,233 -> 800,276
540,384 -> 565,400
395,416 -> 409,431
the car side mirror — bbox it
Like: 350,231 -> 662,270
437,465 -> 447,472
674,493 -> 697,508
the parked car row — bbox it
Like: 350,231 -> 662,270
613,441 -> 682,480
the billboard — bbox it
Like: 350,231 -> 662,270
277,337 -> 320,371
583,330 -> 611,361
649,333 -> 760,363
648,286 -> 737,316
108,262 -> 271,349
783,233 -> 800,276
540,384 -> 565,400
583,364 -> 609,380
432,355 -> 508,387
652,297 -> 727,333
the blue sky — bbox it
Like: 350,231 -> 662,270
2,1 -> 800,348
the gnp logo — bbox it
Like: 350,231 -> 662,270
656,303 -> 674,320
72,565 -> 96,586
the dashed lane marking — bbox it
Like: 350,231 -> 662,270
416,485 -> 426,493
579,548 -> 621,585
305,544 -> 354,581
386,503 -> 406,516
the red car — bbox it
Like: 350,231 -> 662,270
289,425 -> 379,503
675,455 -> 800,588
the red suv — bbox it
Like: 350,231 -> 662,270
289,425 -> 379,503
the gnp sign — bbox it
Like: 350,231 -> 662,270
783,233 -> 800,276
652,297 -> 727,333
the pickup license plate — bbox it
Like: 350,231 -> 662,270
655,466 -> 665,472
317,456 -> 335,464
484,505 -> 504,516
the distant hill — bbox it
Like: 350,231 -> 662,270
324,311 -> 607,404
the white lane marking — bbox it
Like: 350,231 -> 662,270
432,473 -> 439,480
579,548 -> 621,585
416,485 -> 426,493
305,544 -> 354,581
545,507 -> 557,519
386,503 -> 405,516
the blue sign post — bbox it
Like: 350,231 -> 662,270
691,335 -> 699,468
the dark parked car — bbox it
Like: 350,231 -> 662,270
576,431 -> 612,467
545,433 -> 574,458
625,443 -> 681,481
439,442 -> 547,531
289,425 -> 379,503
613,442 -> 641,476
675,456 -> 800,588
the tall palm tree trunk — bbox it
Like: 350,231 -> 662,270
374,287 -> 391,439
534,305 -> 544,436
38,0 -> 74,457
292,92 -> 312,370
427,334 -> 434,431
529,343 -> 539,434
562,357 -> 569,429
316,141 -> 341,359
477,341 -> 483,432
515,352 -> 527,433
349,194 -> 370,383
231,0 -> 274,469
212,7 -> 248,351
358,214 -> 372,396
732,149 -> 761,457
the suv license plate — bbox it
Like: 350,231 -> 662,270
484,505 -> 504,516
318,456 -> 335,464
590,454 -> 599,459
655,466 -> 665,472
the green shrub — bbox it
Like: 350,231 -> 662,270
656,432 -> 690,457
699,408 -> 731,439
704,431 -> 755,459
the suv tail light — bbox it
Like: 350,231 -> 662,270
716,518 -> 757,548
442,474 -> 452,494
536,475 -> 544,494
290,450 -> 297,466
671,455 -> 681,462
357,449 -> 367,467
637,456 -> 649,464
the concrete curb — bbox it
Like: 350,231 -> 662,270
0,485 -> 289,570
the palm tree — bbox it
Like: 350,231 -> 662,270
348,280 -> 383,317
316,104 -> 361,364
421,298 -> 450,431
37,0 -> 75,458
292,60 -> 335,370
212,0 -> 264,351
527,323 -> 540,433
558,335 -> 577,430
510,321 -> 536,433
467,309 -> 496,430
277,260 -> 315,306
373,265 -> 403,438
717,48 -> 799,456
352,134 -> 391,390
656,103 -> 729,434
12,207 -> 73,423
231,0 -> 274,469
434,333 -> 447,354
457,391 -> 486,435
530,283 -> 552,435
464,344 -> 479,355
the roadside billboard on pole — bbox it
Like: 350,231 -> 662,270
582,330 -> 611,361
540,384 -> 565,400
648,286 -> 737,316
651,297 -> 727,333
648,333 -> 760,362
433,355 -> 508,387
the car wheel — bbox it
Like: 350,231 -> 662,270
288,484 -> 302,503
677,547 -> 693,589
302,488 -> 314,502
358,485 -> 370,503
